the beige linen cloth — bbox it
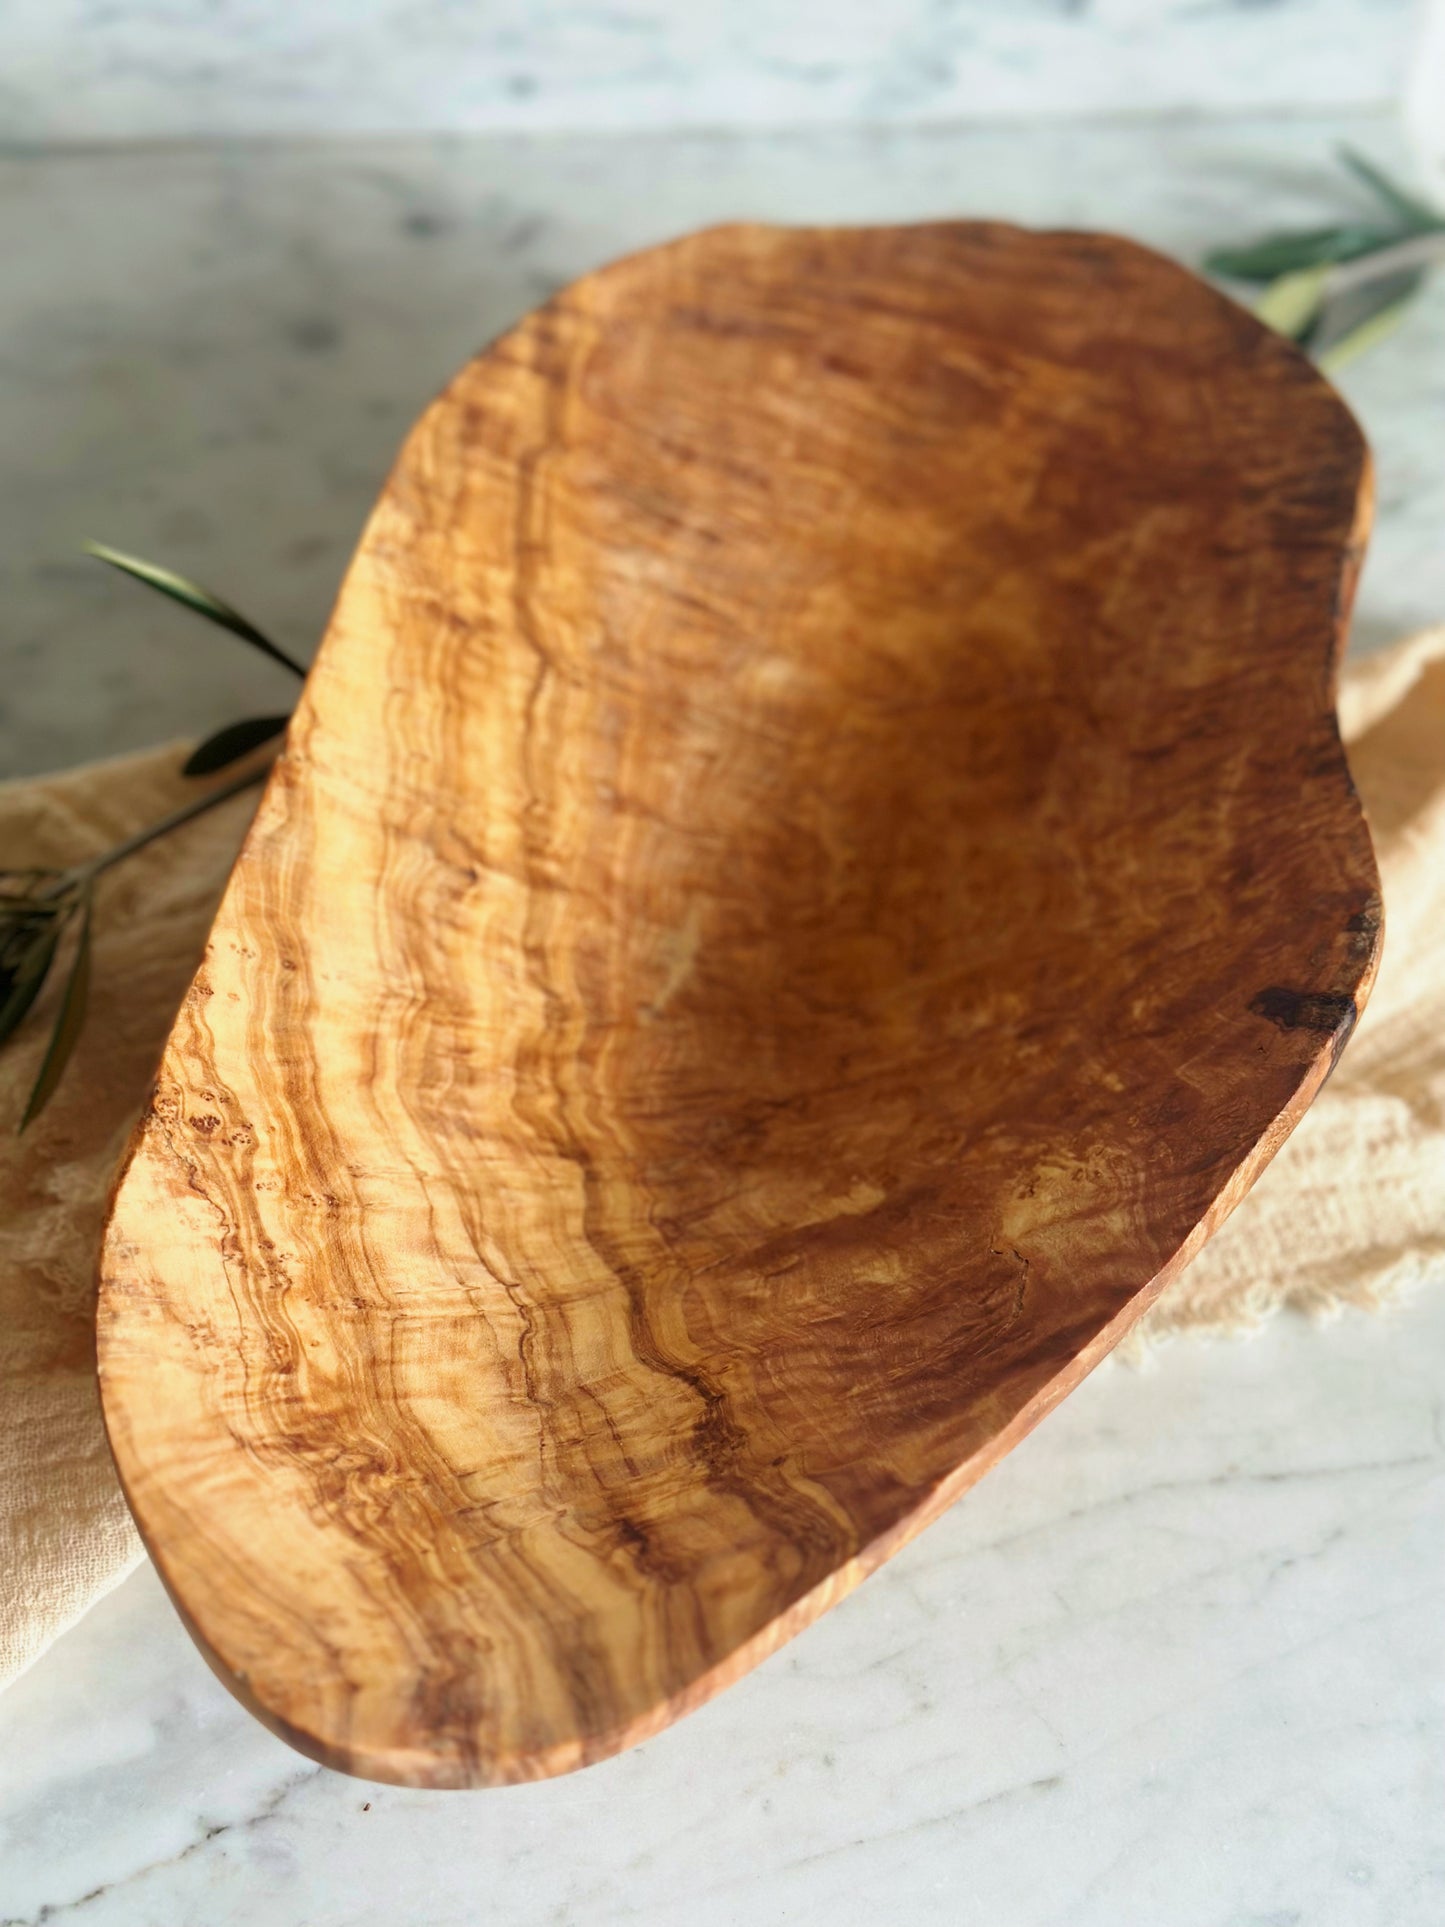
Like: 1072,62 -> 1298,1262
3,627 -> 1444,1691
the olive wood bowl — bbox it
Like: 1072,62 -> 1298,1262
98,221 -> 1380,1787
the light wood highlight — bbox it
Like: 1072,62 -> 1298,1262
98,222 -> 1380,1786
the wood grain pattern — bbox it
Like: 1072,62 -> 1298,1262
97,222 -> 1380,1787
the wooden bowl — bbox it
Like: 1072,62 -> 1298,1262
98,222 -> 1380,1787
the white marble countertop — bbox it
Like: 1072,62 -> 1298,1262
5,0 -> 1416,142
1,111 -> 1443,1925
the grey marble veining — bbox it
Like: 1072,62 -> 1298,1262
3,1 -> 1416,144
2,110 -> 1443,779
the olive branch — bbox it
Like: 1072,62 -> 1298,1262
1,547 -> 303,1129
1207,145 -> 1445,366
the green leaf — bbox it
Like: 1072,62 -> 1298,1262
1336,146 -> 1442,234
1205,223 -> 1399,281
182,712 -> 291,777
84,541 -> 307,679
0,913 -> 68,1050
1316,268 -> 1426,372
0,877 -> 68,1001
1255,265 -> 1330,341
19,894 -> 92,1131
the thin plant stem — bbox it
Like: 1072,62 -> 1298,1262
41,759 -> 274,899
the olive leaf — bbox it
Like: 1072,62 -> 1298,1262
84,541 -> 308,679
1205,223 -> 1400,282
1336,145 -> 1443,234
0,918 -> 64,1051
0,878 -> 78,1050
19,888 -> 93,1131
182,713 -> 291,777
1255,265 -> 1331,341
1211,147 -> 1443,369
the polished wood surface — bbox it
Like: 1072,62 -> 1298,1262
98,222 -> 1380,1787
